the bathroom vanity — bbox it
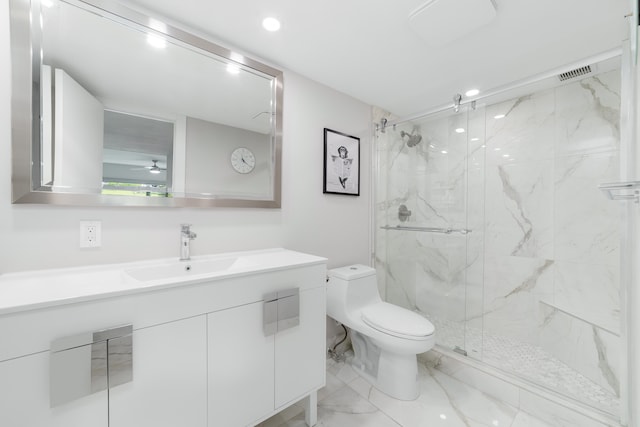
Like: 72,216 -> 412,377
0,248 -> 327,427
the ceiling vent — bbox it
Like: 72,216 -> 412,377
557,65 -> 594,82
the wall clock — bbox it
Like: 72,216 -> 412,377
230,147 -> 255,174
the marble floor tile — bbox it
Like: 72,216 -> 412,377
511,411 -> 559,427
258,356 -> 557,427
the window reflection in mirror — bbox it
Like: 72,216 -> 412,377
102,110 -> 173,197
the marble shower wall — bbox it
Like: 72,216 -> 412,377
375,69 -> 622,400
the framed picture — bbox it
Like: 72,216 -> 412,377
323,128 -> 360,196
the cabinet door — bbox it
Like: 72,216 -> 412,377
109,315 -> 208,427
0,351 -> 108,427
275,286 -> 326,408
208,301 -> 274,427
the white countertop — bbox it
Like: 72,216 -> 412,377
0,248 -> 327,316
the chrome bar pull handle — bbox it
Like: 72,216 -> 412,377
263,292 -> 278,336
277,288 -> 300,332
263,288 -> 300,336
50,325 -> 133,407
107,334 -> 133,389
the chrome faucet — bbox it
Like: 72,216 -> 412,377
180,224 -> 197,261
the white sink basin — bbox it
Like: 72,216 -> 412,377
125,257 -> 241,282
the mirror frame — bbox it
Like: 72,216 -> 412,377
10,0 -> 283,208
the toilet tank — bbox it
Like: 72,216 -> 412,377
327,265 -> 381,321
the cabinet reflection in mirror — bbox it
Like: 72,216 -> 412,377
10,0 -> 282,207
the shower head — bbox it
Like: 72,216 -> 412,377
400,130 -> 423,147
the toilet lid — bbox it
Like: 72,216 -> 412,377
361,303 -> 435,339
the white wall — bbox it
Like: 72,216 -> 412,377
53,68 -> 105,192
0,1 -> 372,274
184,117 -> 271,197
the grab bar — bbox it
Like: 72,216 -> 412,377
598,181 -> 640,203
380,225 -> 471,234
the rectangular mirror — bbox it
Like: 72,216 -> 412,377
10,0 -> 282,207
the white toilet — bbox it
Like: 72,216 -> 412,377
326,264 -> 435,401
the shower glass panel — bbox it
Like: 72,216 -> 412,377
376,104 -> 484,358
375,59 -> 622,418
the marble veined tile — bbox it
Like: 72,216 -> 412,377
511,411 -> 569,427
555,70 -> 620,156
277,386 -> 401,427
414,236 -> 469,322
482,255 -> 554,344
485,88 -> 555,164
554,152 -> 620,266
348,364 -> 519,427
263,355 -> 563,427
384,240 -> 419,310
539,304 -> 620,401
519,390 -> 615,427
484,159 -> 554,259
420,351 -> 521,409
553,261 -> 620,335
326,357 -> 360,386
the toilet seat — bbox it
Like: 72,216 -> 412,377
361,303 -> 434,340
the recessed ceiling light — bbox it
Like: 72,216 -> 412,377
146,34 -> 167,49
227,64 -> 240,74
465,89 -> 480,97
494,114 -> 506,119
455,128 -> 465,133
262,17 -> 281,32
41,0 -> 54,7
441,150 -> 448,154
470,137 -> 479,141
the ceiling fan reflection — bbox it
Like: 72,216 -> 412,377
131,160 -> 166,174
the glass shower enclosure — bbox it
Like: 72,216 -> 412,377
374,57 -> 623,418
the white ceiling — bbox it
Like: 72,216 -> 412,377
44,1 -> 274,135
125,0 -> 629,117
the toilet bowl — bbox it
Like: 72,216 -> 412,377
326,264 -> 435,400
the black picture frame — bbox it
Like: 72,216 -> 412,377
323,128 -> 360,196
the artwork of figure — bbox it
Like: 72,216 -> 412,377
323,128 -> 359,196
331,145 -> 353,189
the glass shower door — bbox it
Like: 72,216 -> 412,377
376,104 -> 483,358
376,56 -> 623,419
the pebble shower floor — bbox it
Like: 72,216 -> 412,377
429,316 -> 619,416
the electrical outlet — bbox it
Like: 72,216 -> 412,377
80,220 -> 102,248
